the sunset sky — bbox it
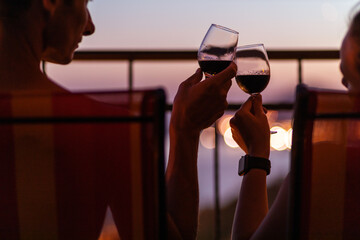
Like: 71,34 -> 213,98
83,0 -> 355,50
48,0 -> 358,104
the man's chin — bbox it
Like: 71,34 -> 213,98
42,50 -> 74,65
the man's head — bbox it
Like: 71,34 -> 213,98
1,0 -> 95,65
41,0 -> 95,64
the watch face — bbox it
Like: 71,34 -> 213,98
238,157 -> 246,176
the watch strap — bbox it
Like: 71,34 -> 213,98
238,155 -> 271,176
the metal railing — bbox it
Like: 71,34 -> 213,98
70,50 -> 339,94
45,49 -> 340,239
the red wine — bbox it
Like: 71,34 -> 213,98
236,74 -> 270,94
198,60 -> 232,76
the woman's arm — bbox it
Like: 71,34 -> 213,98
230,94 -> 271,240
250,174 -> 289,240
232,169 -> 269,240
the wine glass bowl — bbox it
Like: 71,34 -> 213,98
198,24 -> 239,77
235,44 -> 270,94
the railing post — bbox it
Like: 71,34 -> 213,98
298,58 -> 302,84
129,59 -> 134,91
214,124 -> 221,240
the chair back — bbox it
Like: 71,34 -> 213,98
0,89 -> 166,240
290,84 -> 360,240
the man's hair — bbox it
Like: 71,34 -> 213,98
0,0 -> 33,17
0,0 -> 74,18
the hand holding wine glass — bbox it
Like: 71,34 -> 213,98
230,94 -> 270,158
198,24 -> 239,78
235,44 -> 276,134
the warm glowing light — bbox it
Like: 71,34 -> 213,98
224,128 -> 239,148
217,114 -> 233,136
266,110 -> 278,125
200,127 -> 215,149
270,126 -> 288,151
286,128 -> 293,149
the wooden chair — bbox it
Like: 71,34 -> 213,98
0,89 -> 166,240
290,84 -> 360,240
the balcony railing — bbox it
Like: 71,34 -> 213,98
70,49 -> 339,97
44,50 -> 340,239
64,50 -> 340,111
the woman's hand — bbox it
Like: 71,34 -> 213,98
171,62 -> 237,135
230,94 -> 270,159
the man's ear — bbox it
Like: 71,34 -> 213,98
42,0 -> 57,13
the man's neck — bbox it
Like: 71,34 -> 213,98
0,22 -> 65,93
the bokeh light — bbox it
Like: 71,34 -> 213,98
224,128 -> 239,148
217,114 -> 233,136
270,126 -> 288,151
266,110 -> 278,124
200,127 -> 215,149
286,128 -> 293,149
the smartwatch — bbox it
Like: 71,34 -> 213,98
238,155 -> 271,176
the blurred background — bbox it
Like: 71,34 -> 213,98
45,0 -> 358,239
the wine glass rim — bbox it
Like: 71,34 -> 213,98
211,24 -> 239,34
236,43 -> 265,49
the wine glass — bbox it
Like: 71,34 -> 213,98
198,24 -> 239,78
235,44 -> 276,134
235,44 -> 270,95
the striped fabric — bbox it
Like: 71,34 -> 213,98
290,84 -> 360,240
0,90 -> 166,240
